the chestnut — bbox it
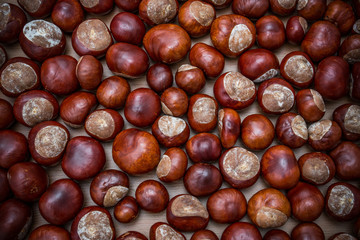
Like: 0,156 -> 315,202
231,0 -> 269,19
29,225 -> 71,240
19,20 -> 66,62
0,168 -> 10,202
135,179 -> 169,213
206,188 -> 247,223
297,0 -> 326,21
156,147 -> 188,182
308,119 -> 342,151
187,94 -> 218,132
139,0 -> 179,26
255,15 -> 286,50
269,0 -> 296,15
263,229 -> 290,240
237,48 -> 280,83
112,128 -> 160,175
17,0 -> 56,18
241,114 -> 275,150
76,55 -> 103,90
291,222 -> 325,240
0,130 -> 29,169
70,206 -> 115,240
41,55 -> 79,96
214,71 -> 256,110
0,57 -> 40,98
106,42 -> 149,78
146,63 -> 173,93
0,3 -> 26,44
0,45 -> 7,68
85,109 -> 124,142
175,64 -> 206,95
353,20 -> 360,34
221,222 -> 262,240
324,0 -> 355,35
185,133 -> 222,163
203,0 -> 232,9
51,0 -> 84,32
210,14 -> 256,57
72,19 -> 113,58
329,233 -> 358,240
219,147 -> 260,189
166,194 -> 209,232
143,24 -> 191,64
60,91 -> 97,128
339,34 -> 360,64
286,16 -> 308,45
90,169 -> 129,207
189,42 -> 225,78
191,230 -> 218,240
97,76 -> 130,110
295,89 -> 325,122
114,196 -> 139,223
13,90 -> 59,127
161,87 -> 188,117
248,188 -> 291,228
351,62 -> 360,100
275,113 -> 308,148
0,99 -> 14,129
333,104 -> 360,141
114,0 -> 141,12
124,88 -> 161,128
118,231 -> 147,240
79,0 -> 113,15
149,222 -> 185,240
218,108 -> 241,149
39,178 -> 84,225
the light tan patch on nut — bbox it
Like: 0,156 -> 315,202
291,115 -> 308,140
296,0 -> 308,10
77,19 -> 111,51
302,157 -> 330,184
308,120 -> 332,141
178,64 -> 197,72
344,105 -> 360,134
158,115 -> 186,137
255,206 -> 288,228
344,49 -> 360,64
147,0 -> 177,25
218,109 -> 225,132
192,97 -> 216,124
328,185 -> 354,217
262,83 -> 294,113
1,62 -> 37,94
310,89 -> 326,112
35,126 -> 68,158
161,102 -> 173,116
299,17 -> 308,33
353,20 -> 360,34
284,55 -> 313,84
18,0 -> 41,13
190,1 -> 215,27
228,24 -> 253,54
0,3 -> 10,31
254,69 -> 279,83
23,20 -> 62,48
155,224 -> 184,240
156,155 -> 172,179
80,0 -> 99,8
103,186 -> 129,207
224,72 -> 255,102
171,195 -> 209,218
278,0 -> 296,9
332,233 -> 357,240
22,98 -> 54,127
85,111 -> 115,139
77,211 -> 113,240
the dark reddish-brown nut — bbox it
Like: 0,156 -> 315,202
185,133 -> 221,163
291,222 -> 325,240
218,108 -> 241,149
339,34 -> 360,64
189,42 -> 225,78
275,113 -> 308,148
287,181 -> 324,222
17,0 -> 56,18
0,99 -> 13,129
85,109 -> 124,142
241,114 -> 274,150
325,182 -> 360,221
232,0 -> 269,19
0,199 -> 32,240
41,55 -> 79,96
72,19 -> 113,58
0,57 -> 40,98
149,222 -> 185,240
160,87 -> 188,117
210,14 -> 256,57
257,78 -> 295,114
301,21 -> 341,62
156,147 -> 188,182
269,0 -> 296,16
76,55 -> 103,90
298,152 -> 335,185
248,188 -> 291,228
97,76 -> 130,109
0,168 -> 10,202
204,0 -> 232,9
175,64 -> 206,95
19,20 -> 66,62
178,0 -> 215,38
112,128 -> 160,175
256,15 -> 285,50
0,3 -> 26,44
146,63 -> 173,93
263,229 -> 291,240
214,71 -> 256,110
124,88 -> 161,128
167,194 -> 209,232
286,16 -> 308,45
29,225 -> 71,240
13,90 -> 59,127
329,233 -> 358,240
110,12 -> 145,46
330,141 -> 360,181
39,178 -> 84,225
106,43 -> 149,79
351,62 -> 360,100
0,45 -> 7,68
60,91 -> 97,128
143,24 -> 191,64
238,48 -> 279,83
90,169 -> 129,207
219,147 -> 260,189
135,180 -> 169,213
51,0 -> 84,32
71,206 -> 115,240
115,0 -> 140,12
333,104 -> 360,141
207,188 -> 247,223
296,0 -> 326,21
308,119 -> 342,151
187,94 -> 218,132
296,89 -> 325,122
261,145 -> 300,189
0,130 -> 28,169
139,0 -> 179,26
114,196 -> 139,223
280,51 -> 314,88
191,230 -> 218,240
118,231 -> 147,240
221,222 -> 262,240
79,0 -> 114,15
324,0 -> 355,35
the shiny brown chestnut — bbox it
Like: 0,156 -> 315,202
90,169 -> 129,207
203,0 -> 232,9
295,89 -> 325,122
150,222 -> 185,240
188,94 -> 218,132
146,63 -> 173,93
114,0 -> 140,12
256,15 -> 285,50
156,147 -> 188,182
263,229 -> 291,240
135,180 -> 169,213
291,222 -> 325,240
221,222 -> 262,240
175,64 -> 206,95
97,76 -> 130,109
232,0 -> 269,19
339,34 -> 360,64
185,133 -> 221,163
0,168 -> 10,202
0,130 -> 28,169
76,55 -> 103,90
17,0 -> 56,18
351,62 -> 360,100
117,231 -> 147,240
324,0 -> 355,35
333,104 -> 360,141
161,87 -> 188,117
0,99 -> 13,129
191,230 -> 218,240
79,0 -> 114,15
286,16 -> 308,45
0,45 -> 7,68
329,233 -> 358,240
51,0 -> 84,32
269,0 -> 296,16
139,0 -> 179,26
275,113 -> 308,148
218,108 -> 241,149
29,225 -> 71,240
114,196 -> 139,223
297,0 -> 326,21
308,119 -> 342,151
0,3 -> 26,44
39,178 -> 84,225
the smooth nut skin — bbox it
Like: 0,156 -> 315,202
324,0 -> 355,35
218,108 -> 241,149
287,181 -> 324,222
143,24 -> 191,64
117,231 -> 147,240
156,147 -> 188,182
97,76 -> 130,109
339,35 -> 360,64
351,62 -> 360,100
0,3 -> 26,44
231,0 -> 269,19
330,142 -> 360,181
114,0 -> 141,12
76,55 -> 103,90
39,178 -> 84,225
8,162 -> 48,202
0,168 -> 10,202
275,113 -> 308,148
112,128 -> 161,175
161,87 -> 188,117
79,0 -> 113,14
308,120 -> 342,151
0,99 -> 14,129
221,222 -> 262,240
263,229 -> 291,240
90,169 -> 129,207
188,94 -> 218,133
291,222 -> 325,240
241,114 -> 274,150
297,0 -> 326,21
296,89 -> 325,122
191,230 -> 218,240
329,233 -> 358,240
333,104 -> 360,141
203,0 -> 232,9
139,0 -> 179,26
256,15 -> 285,50
185,133 -> 222,163
29,225 -> 71,240
0,130 -> 29,169
150,222 -> 185,240
17,0 -> 56,18
207,188 -> 247,223
189,43 -> 225,78
51,0 -> 84,32
135,180 -> 169,213
184,163 -> 222,197
301,21 -> 341,62
286,16 -> 308,45
269,0 -> 296,16
0,44 -> 7,68
175,64 -> 206,95
114,196 -> 139,223
261,145 -> 300,189
147,63 -> 173,93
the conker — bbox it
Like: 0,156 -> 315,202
139,0 -> 179,26
146,63 -> 173,93
135,179 -> 169,213
263,229 -> 291,240
79,0 -> 114,15
29,225 -> 71,240
221,222 -> 262,240
51,0 -> 84,32
285,16 -> 308,45
295,88 -> 325,122
0,130 -> 29,169
256,15 -> 286,50
0,168 -> 10,202
76,55 -> 103,90
191,230 -> 218,240
187,94 -> 218,132
308,119 -> 342,151
329,233 -> 358,240
0,3 -> 26,44
175,64 -> 206,95
231,0 -> 269,19
269,0 -> 296,16
0,98 -> 14,129
333,104 -> 360,141
218,108 -> 241,149
156,147 -> 188,182
114,0 -> 140,12
0,45 -> 7,68
296,0 -> 326,21
324,0 -> 356,35
185,133 -> 222,163
275,112 -> 308,148
149,222 -> 185,240
339,34 -> 360,64
291,222 -> 325,240
17,0 -> 56,18
160,87 -> 188,117
96,76 -> 130,110
114,196 -> 139,223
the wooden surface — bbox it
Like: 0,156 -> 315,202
2,0 -> 360,239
